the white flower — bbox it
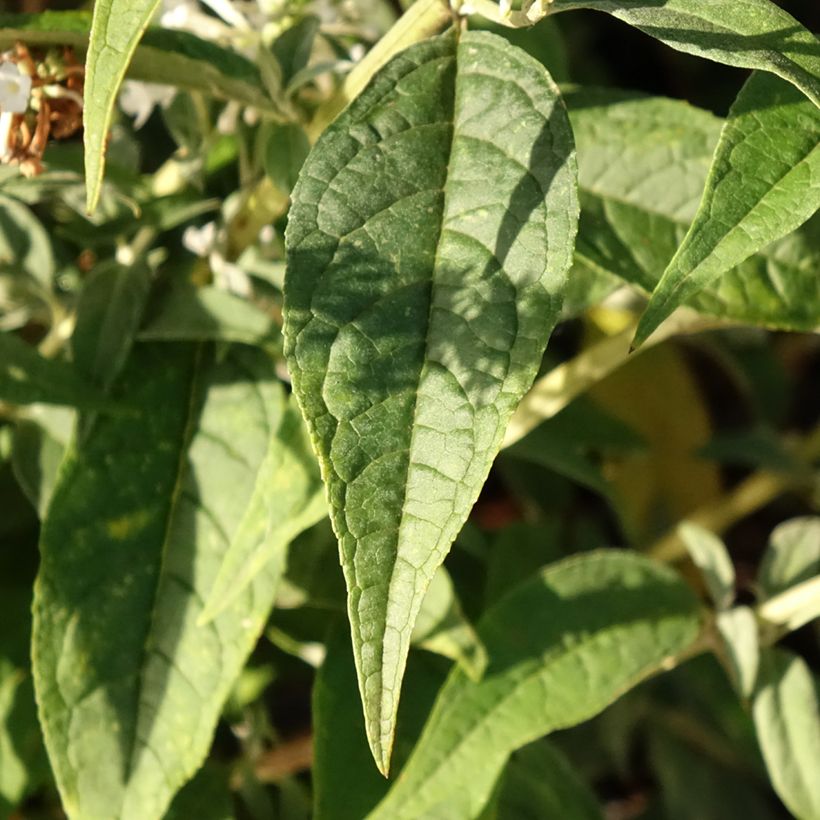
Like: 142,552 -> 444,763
0,61 -> 32,114
119,80 -> 175,129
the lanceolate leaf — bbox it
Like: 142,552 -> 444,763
369,551 -> 701,819
566,89 -> 820,331
284,30 -> 578,773
552,0 -> 820,107
634,72 -> 820,348
32,344 -> 289,820
84,0 -> 161,212
758,516 -> 820,598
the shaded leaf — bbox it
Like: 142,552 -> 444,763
369,551 -> 701,819
553,0 -> 820,106
753,649 -> 820,820
566,88 -> 820,331
679,523 -> 735,610
33,344 -> 288,820
11,419 -> 66,518
139,281 -> 279,347
0,193 -> 55,288
0,332 -> 112,410
635,72 -> 820,347
284,30 -> 578,772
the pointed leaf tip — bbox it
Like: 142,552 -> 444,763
283,29 -> 578,771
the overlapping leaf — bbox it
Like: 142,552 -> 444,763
635,72 -> 820,347
31,344 -> 309,819
284,30 -> 578,772
369,551 -> 701,819
552,0 -> 820,107
566,88 -> 820,331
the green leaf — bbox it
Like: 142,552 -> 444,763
84,0 -> 162,213
494,740 -> 603,820
139,281 -> 279,347
716,606 -> 759,699
566,88 -> 820,331
753,649 -> 820,820
0,193 -> 55,288
679,523 -> 735,610
72,262 -> 152,390
11,419 -> 66,518
0,332 -> 112,410
552,0 -> 820,107
32,344 -> 288,820
411,566 -> 487,681
634,72 -> 820,348
758,516 -> 820,597
284,29 -> 578,773
198,396 -> 327,623
263,123 -> 310,194
369,551 -> 701,819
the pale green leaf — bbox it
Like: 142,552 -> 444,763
411,566 -> 487,681
634,72 -> 820,348
369,551 -> 701,819
198,396 -> 327,623
139,281 -> 279,347
11,420 -> 66,518
567,88 -> 820,331
716,606 -> 759,699
753,649 -> 820,820
759,516 -> 820,597
552,0 -> 820,107
679,522 -> 735,610
32,344 -> 288,820
84,0 -> 162,213
284,30 -> 578,773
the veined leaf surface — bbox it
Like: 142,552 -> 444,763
634,72 -> 820,347
32,344 -> 289,819
284,30 -> 578,772
369,551 -> 701,819
552,0 -> 820,107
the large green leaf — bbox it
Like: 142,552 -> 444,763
369,551 -> 701,819
552,0 -> 820,107
32,344 -> 288,820
284,30 -> 578,772
634,72 -> 820,347
566,88 -> 820,331
753,649 -> 820,820
84,0 -> 161,212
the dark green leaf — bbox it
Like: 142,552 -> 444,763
284,30 -> 578,773
634,72 -> 820,348
369,551 -> 701,819
552,0 -> 820,106
33,344 -> 288,819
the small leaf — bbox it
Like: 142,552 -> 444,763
0,332 -> 112,410
716,606 -> 759,699
0,193 -> 55,288
369,551 -> 701,819
634,72 -> 820,348
411,566 -> 486,681
263,123 -> 310,194
139,281 -> 279,347
11,420 -> 66,518
284,30 -> 578,773
199,396 -> 327,623
758,516 -> 820,597
33,344 -> 289,819
753,649 -> 820,820
84,0 -> 162,213
679,522 -> 735,610
552,0 -> 820,107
